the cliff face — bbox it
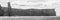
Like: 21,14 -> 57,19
1,7 -> 56,16
10,9 -> 56,16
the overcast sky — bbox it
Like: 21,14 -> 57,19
0,0 -> 27,7
0,0 -> 60,7
0,0 -> 16,7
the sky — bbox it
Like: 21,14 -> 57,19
0,0 -> 60,10
0,0 -> 19,7
0,0 -> 60,9
0,0 -> 59,7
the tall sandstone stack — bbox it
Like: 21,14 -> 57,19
8,2 -> 12,16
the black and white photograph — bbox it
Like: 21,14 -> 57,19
0,0 -> 60,20
0,0 -> 57,16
